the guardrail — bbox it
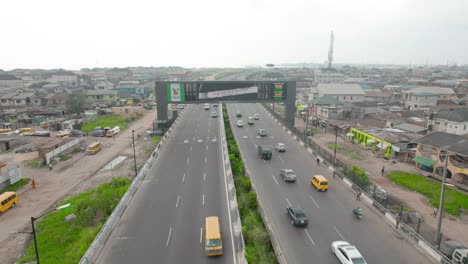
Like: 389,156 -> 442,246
79,108 -> 187,264
219,104 -> 247,264
261,103 -> 453,264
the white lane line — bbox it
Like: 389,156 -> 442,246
166,227 -> 172,246
182,173 -> 185,183
206,145 -> 208,150
200,227 -> 203,243
186,157 -> 189,165
202,194 -> 205,205
278,155 -> 285,163
304,229 -> 316,245
308,195 -> 320,208
333,225 -> 345,240
285,198 -> 292,207
204,172 -> 206,181
272,174 -> 279,185
176,195 -> 180,208
205,157 -> 207,164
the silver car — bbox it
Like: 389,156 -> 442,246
280,169 -> 296,182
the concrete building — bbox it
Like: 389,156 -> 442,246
105,68 -> 133,80
310,96 -> 344,121
429,108 -> 468,135
115,81 -> 147,98
401,86 -> 456,110
48,71 -> 78,83
316,83 -> 365,103
85,90 -> 118,105
94,81 -> 114,90
314,70 -> 345,83
0,75 -> 24,89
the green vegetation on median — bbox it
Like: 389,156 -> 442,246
1,178 -> 30,194
18,177 -> 131,264
81,115 -> 132,133
223,105 -> 278,264
388,171 -> 468,216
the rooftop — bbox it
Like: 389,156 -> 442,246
405,86 -> 455,95
394,123 -> 427,133
412,132 -> 468,156
317,83 -> 365,95
312,95 -> 343,105
0,75 -> 21,80
360,127 -> 422,144
435,108 -> 468,122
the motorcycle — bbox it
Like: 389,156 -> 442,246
353,207 -> 364,219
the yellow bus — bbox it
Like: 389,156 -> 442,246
19,128 -> 35,134
0,128 -> 13,134
205,216 -> 223,256
0,192 -> 18,214
85,142 -> 102,155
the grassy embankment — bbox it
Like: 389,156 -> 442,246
81,115 -> 133,133
388,171 -> 468,215
18,177 -> 131,264
223,105 -> 278,263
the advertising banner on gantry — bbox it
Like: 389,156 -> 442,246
166,83 -> 185,102
199,86 -> 258,99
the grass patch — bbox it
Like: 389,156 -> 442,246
58,153 -> 72,161
29,158 -> 47,168
151,136 -> 161,143
223,105 -> 278,263
388,171 -> 468,215
1,178 -> 31,194
18,177 -> 131,264
81,115 -> 131,133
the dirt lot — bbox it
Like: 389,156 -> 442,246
295,117 -> 468,245
0,111 -> 157,264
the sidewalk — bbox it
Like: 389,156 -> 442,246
294,117 -> 468,245
0,111 -> 156,264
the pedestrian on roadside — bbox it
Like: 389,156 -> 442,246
112,134 -> 115,141
431,207 -> 438,217
316,157 -> 320,166
381,166 -> 385,177
395,214 -> 401,229
332,169 -> 336,178
356,191 -> 362,200
49,163 -> 53,172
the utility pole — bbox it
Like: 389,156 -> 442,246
132,130 -> 138,177
304,103 -> 310,141
435,150 -> 449,247
333,125 -> 338,166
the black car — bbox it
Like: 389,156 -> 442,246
286,206 -> 308,227
236,111 -> 242,118
280,169 -> 296,182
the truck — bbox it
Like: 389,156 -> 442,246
440,240 -> 468,264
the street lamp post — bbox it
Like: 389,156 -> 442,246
435,151 -> 449,247
132,130 -> 138,177
333,125 -> 338,166
304,105 -> 310,141
31,203 -> 71,264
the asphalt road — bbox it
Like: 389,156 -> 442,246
96,104 -> 237,264
227,103 -> 433,264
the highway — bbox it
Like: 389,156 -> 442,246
227,103 -> 432,264
97,104 -> 237,264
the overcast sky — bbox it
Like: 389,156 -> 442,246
1,0 -> 467,70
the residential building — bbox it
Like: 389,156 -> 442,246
105,68 -> 133,80
401,86 -> 456,110
428,108 -> 468,135
111,106 -> 144,118
363,90 -> 392,103
316,83 -> 365,103
310,96 -> 344,121
94,81 -> 114,90
314,71 -> 345,83
0,75 -> 24,89
48,70 -> 77,83
85,90 -> 118,105
411,132 -> 468,187
407,79 -> 429,85
115,81 -> 148,98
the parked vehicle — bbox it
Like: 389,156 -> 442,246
92,129 -> 106,137
85,142 -> 102,155
19,128 -> 35,134
0,128 -> 13,134
113,126 -> 120,134
286,206 -> 308,227
56,129 -> 71,138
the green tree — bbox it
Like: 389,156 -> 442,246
66,93 -> 87,114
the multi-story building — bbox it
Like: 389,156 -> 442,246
310,96 -> 344,121
429,108 -> 468,135
0,75 -> 24,89
85,90 -> 118,105
115,81 -> 147,98
313,70 -> 345,84
401,86 -> 456,110
316,83 -> 365,103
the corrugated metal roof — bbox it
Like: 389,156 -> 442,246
435,108 -> 468,122
412,131 -> 468,156
317,83 -> 365,96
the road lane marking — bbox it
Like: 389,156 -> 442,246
205,157 -> 207,164
202,194 -> 205,205
200,227 -> 203,243
278,155 -> 285,163
304,230 -> 316,245
333,225 -> 345,240
186,157 -> 189,165
204,172 -> 206,181
182,173 -> 185,183
272,174 -> 279,185
206,145 -> 208,150
308,195 -> 320,208
166,227 -> 172,246
184,139 -> 189,144
176,195 -> 180,208
285,198 -> 292,206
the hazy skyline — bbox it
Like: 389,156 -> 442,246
1,0 -> 467,70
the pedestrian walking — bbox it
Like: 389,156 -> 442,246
49,163 -> 53,172
356,191 -> 362,200
112,134 -> 115,141
316,157 -> 320,166
395,214 -> 401,229
381,166 -> 385,177
431,207 -> 438,217
332,169 -> 336,178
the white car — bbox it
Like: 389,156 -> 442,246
331,241 -> 367,264
113,126 -> 120,134
247,117 -> 254,125
236,120 -> 244,127
204,103 -> 210,110
253,114 -> 259,120
275,143 -> 286,152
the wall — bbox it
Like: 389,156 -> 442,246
432,119 -> 468,135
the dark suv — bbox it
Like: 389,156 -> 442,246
286,206 -> 308,227
257,145 -> 272,160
